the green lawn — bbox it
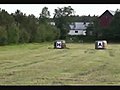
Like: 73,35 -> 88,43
0,42 -> 120,85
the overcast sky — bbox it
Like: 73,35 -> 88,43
0,4 -> 120,18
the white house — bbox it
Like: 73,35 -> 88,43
68,22 -> 91,36
49,21 -> 92,36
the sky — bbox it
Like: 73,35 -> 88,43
0,4 -> 120,18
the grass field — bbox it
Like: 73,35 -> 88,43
0,42 -> 120,85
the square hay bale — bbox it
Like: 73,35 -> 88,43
95,40 -> 107,49
54,40 -> 66,49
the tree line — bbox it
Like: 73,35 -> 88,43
0,7 -> 61,45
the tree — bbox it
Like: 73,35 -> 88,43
109,9 -> 120,42
0,9 -> 15,27
88,16 -> 104,39
39,7 -> 50,23
19,28 -> 30,43
0,8 -> 61,45
26,14 -> 39,42
0,26 -> 8,45
36,7 -> 60,42
34,23 -> 60,42
13,10 -> 39,43
12,9 -> 25,27
12,9 -> 31,43
34,24 -> 46,42
0,9 -> 20,44
53,6 -> 75,39
7,24 -> 20,44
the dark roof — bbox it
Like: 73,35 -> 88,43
99,10 -> 115,18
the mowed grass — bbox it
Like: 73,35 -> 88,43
0,42 -> 120,85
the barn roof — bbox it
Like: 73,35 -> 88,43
99,10 -> 115,18
69,22 -> 90,30
108,10 -> 116,16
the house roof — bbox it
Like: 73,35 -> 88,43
69,22 -> 90,30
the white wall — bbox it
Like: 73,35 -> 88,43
68,30 -> 86,35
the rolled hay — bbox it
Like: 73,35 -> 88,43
102,40 -> 107,48
54,40 -> 66,49
95,40 -> 107,49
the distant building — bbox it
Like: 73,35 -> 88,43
68,22 -> 91,36
99,10 -> 115,28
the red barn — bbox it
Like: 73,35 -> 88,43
99,10 -> 115,28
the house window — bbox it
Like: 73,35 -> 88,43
75,31 -> 78,33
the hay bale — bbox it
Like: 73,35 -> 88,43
102,40 -> 107,49
95,40 -> 107,49
54,40 -> 66,49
